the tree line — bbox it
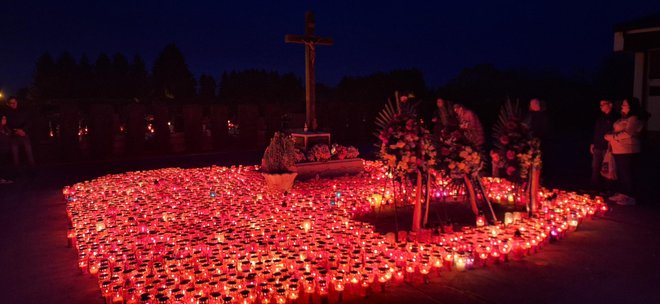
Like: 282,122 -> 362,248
28,43 -> 304,105
27,42 -> 632,137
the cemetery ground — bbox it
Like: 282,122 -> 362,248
0,144 -> 659,304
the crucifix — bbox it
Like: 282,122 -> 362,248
285,11 -> 333,132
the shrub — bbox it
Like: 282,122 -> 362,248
261,132 -> 296,173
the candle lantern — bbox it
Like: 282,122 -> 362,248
476,215 -> 486,227
302,220 -> 312,233
62,161 -> 608,304
513,212 -> 522,223
372,194 -> 383,210
504,212 -> 513,226
95,220 -> 106,232
454,255 -> 467,271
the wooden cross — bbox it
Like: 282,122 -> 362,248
285,11 -> 333,132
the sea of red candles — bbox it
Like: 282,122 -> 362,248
64,162 -> 607,304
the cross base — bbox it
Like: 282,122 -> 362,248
291,131 -> 331,150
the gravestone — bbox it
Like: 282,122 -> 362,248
59,104 -> 81,160
29,108 -> 53,162
126,103 -> 146,154
262,103 -> 284,142
182,104 -> 203,152
237,104 -> 259,148
152,104 -> 171,152
89,104 -> 115,159
210,104 -> 229,150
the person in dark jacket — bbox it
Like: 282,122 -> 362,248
590,99 -> 617,191
0,114 -> 14,184
431,97 -> 458,138
524,98 -> 550,140
453,103 -> 485,149
524,98 -> 552,179
4,97 -> 35,169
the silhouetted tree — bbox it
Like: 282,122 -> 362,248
78,54 -> 94,98
152,43 -> 196,100
218,70 -> 302,109
593,53 -> 634,100
440,64 -> 508,103
54,52 -> 77,98
325,69 -> 429,145
198,74 -> 216,100
32,53 -> 56,99
94,53 -> 112,98
127,55 -> 149,100
111,53 -> 130,98
439,64 -> 510,131
336,69 -> 428,106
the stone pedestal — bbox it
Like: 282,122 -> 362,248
291,131 -> 331,150
295,158 -> 364,180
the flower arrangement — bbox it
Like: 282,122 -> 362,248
378,112 -> 436,178
517,137 -> 542,180
436,127 -> 483,178
375,93 -> 437,232
331,144 -> 348,160
306,144 -> 332,162
294,144 -> 360,163
346,146 -> 360,159
294,148 -> 307,163
491,99 -> 542,182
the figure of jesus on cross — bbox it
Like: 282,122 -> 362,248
285,11 -> 333,132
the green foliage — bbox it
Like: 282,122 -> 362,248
261,132 -> 296,173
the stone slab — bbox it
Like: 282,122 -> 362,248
295,158 -> 364,180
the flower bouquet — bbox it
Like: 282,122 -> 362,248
436,128 -> 483,178
435,125 -> 484,217
491,99 -> 543,214
376,93 -> 436,232
491,99 -> 537,182
294,144 -> 360,163
377,112 -> 436,179
307,144 -> 332,162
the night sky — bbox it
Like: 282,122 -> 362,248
2,0 -> 660,94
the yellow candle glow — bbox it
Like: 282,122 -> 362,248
454,255 -> 466,271
302,220 -> 311,233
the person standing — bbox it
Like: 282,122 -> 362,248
4,96 -> 36,170
453,103 -> 485,149
524,98 -> 552,180
0,114 -> 14,184
590,99 -> 617,192
524,98 -> 550,140
605,97 -> 646,205
431,97 -> 457,137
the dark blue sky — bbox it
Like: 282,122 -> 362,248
1,0 -> 660,94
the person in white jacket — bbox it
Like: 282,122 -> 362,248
604,97 -> 645,205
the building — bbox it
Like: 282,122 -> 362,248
614,13 -> 660,139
